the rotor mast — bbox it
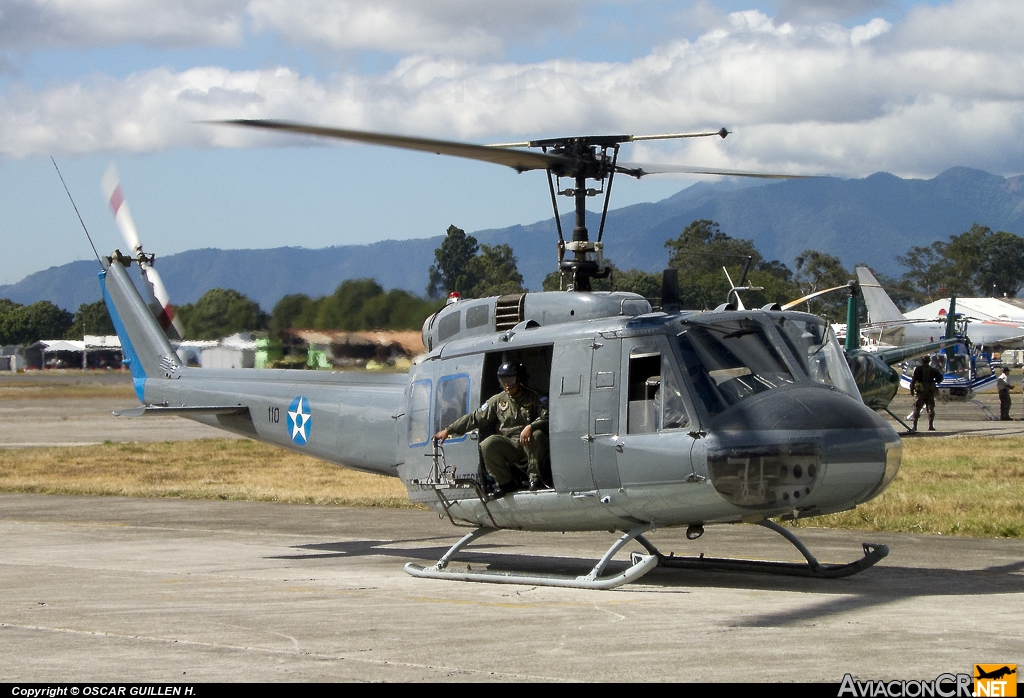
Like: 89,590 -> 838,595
214,120 -> 783,294
529,131 -> 728,292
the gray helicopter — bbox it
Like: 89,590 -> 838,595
99,121 -> 901,589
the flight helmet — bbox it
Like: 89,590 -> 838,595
497,362 -> 519,388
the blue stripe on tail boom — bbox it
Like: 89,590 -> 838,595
99,270 -> 146,402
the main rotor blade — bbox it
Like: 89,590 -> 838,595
628,128 -> 730,142
214,119 -> 569,174
616,161 -> 814,179
488,128 -> 730,148
781,285 -> 850,310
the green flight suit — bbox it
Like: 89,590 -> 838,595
445,386 -> 549,487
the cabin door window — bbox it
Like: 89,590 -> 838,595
407,379 -> 432,447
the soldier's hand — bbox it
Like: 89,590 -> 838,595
434,429 -> 449,444
519,424 -> 532,446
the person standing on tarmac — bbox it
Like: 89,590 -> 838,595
997,366 -> 1013,421
910,355 -> 944,432
434,362 -> 549,498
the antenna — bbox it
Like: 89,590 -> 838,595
51,157 -> 103,267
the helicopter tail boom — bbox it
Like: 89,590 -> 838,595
100,251 -> 406,475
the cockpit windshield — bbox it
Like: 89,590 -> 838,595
772,316 -> 861,400
674,318 -> 797,416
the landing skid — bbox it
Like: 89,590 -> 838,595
971,399 -> 997,421
404,524 -> 658,590
404,520 -> 888,589
637,520 -> 888,579
883,407 -> 913,432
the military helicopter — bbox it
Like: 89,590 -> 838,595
98,120 -> 903,590
853,268 -> 998,401
780,281 -> 964,428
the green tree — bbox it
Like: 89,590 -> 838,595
793,250 -> 851,321
610,268 -> 662,299
0,300 -> 74,345
360,289 -> 444,330
269,282 -> 443,333
66,300 -> 116,340
315,279 -> 387,331
427,225 -> 480,298
895,240 -> 952,301
177,289 -> 268,340
665,220 -> 798,309
0,299 -> 24,345
465,243 -> 525,298
270,294 -> 314,333
897,224 -> 1024,299
967,228 -> 1024,297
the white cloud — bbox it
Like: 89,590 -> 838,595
774,0 -> 896,22
850,17 -> 891,45
0,0 -> 584,55
1,0 -> 1022,179
247,0 -> 583,57
0,0 -> 246,50
897,0 -> 1024,48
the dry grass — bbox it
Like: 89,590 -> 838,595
791,436 -> 1024,537
0,383 -> 136,400
0,438 -> 415,508
2,434 -> 1023,537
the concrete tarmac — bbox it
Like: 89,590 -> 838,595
2,493 -> 1022,683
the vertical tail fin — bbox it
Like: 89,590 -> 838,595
100,255 -> 182,401
855,267 -> 906,325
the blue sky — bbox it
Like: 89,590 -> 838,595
1,0 -> 1020,292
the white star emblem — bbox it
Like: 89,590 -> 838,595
287,396 -> 312,445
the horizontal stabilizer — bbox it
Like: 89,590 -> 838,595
113,405 -> 248,418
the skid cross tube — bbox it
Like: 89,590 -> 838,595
404,524 -> 659,590
635,520 -> 888,579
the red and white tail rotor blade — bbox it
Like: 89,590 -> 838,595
101,163 -> 184,340
142,264 -> 182,340
101,164 -> 142,255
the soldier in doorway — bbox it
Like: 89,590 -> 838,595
434,362 -> 549,498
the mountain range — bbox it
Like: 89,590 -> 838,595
3,167 -> 1022,312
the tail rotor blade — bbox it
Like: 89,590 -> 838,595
101,163 -> 142,255
143,264 -> 184,340
101,162 -> 184,340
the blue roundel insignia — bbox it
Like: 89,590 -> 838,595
286,396 -> 312,445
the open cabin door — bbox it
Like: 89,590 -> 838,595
397,353 -> 485,493
549,338 -> 593,491
431,354 -> 486,482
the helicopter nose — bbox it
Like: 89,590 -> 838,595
706,387 -> 901,515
